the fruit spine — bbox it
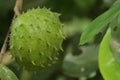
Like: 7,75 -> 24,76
10,8 -> 65,70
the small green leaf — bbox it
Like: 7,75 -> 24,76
0,64 -> 18,80
80,1 -> 120,45
99,28 -> 120,80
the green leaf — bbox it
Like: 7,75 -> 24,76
99,28 -> 120,80
0,64 -> 18,80
80,1 -> 120,45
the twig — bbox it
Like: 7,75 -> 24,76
0,0 -> 23,63
14,0 -> 23,16
0,31 -> 10,63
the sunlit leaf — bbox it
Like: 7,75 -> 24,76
99,28 -> 120,80
80,1 -> 120,45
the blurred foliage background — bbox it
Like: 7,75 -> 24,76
0,0 -> 116,80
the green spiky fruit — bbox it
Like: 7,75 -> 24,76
10,8 -> 65,70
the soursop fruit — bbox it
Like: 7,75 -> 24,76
10,8 -> 65,70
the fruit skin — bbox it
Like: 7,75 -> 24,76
10,8 -> 65,70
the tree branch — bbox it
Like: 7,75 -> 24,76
0,0 -> 23,63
